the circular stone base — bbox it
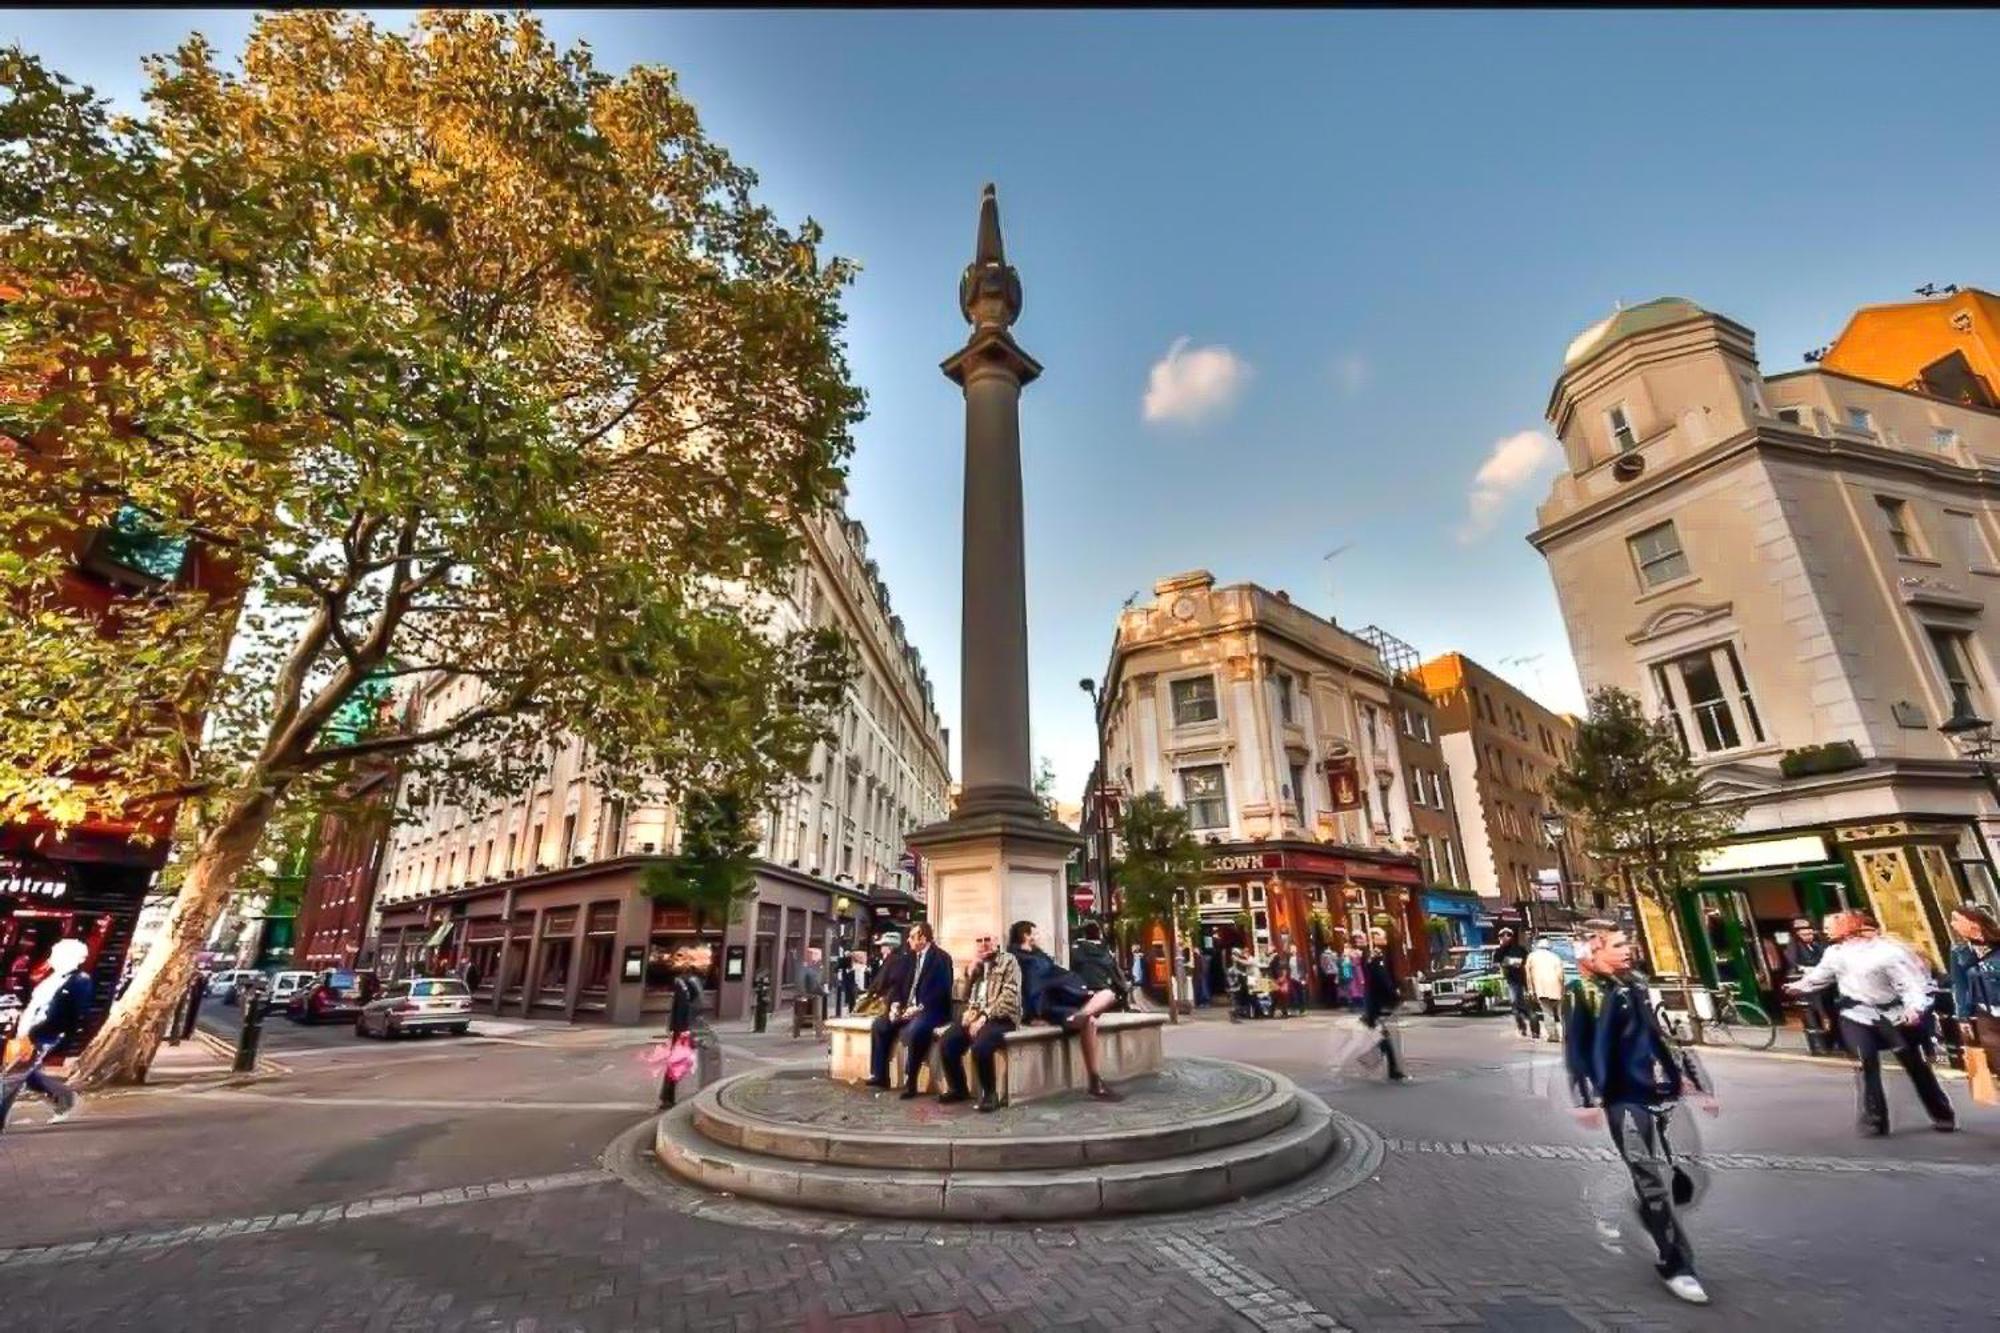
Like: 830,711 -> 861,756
657,1056 -> 1337,1222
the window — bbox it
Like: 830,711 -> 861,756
1429,771 -> 1446,808
1408,767 -> 1426,807
1629,520 -> 1690,588
1875,496 -> 1923,558
1935,428 -> 1961,452
1777,406 -> 1806,427
1650,642 -> 1766,755
1927,627 -> 1985,720
1607,403 -> 1638,452
1287,761 -> 1306,820
1846,406 -> 1875,434
560,813 -> 578,862
1275,672 -> 1296,724
1180,764 -> 1229,830
1946,510 -> 1994,570
1418,712 -> 1432,743
1170,675 -> 1219,726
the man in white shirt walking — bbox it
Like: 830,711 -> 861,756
1788,910 -> 1956,1136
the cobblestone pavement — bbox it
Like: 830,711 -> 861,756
3,1011 -> 1992,1330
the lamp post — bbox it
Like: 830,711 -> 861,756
1079,677 -> 1118,921
1939,699 -> 2000,892
1539,809 -> 1575,929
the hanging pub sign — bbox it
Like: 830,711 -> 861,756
1322,755 -> 1363,812
0,853 -> 73,901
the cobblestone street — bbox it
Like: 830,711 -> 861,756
2,1007 -> 1992,1330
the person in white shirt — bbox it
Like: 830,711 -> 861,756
1524,939 -> 1566,1044
1788,910 -> 1956,1136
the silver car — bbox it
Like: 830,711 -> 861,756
353,977 -> 473,1039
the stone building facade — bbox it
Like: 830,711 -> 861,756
1090,571 -> 1435,983
368,504 -> 951,1023
1529,292 -> 2000,986
1415,652 -> 1594,933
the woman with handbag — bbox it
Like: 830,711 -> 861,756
656,948 -> 704,1109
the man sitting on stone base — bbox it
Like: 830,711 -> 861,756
866,921 -> 954,1099
937,931 -> 1022,1112
1009,920 -> 1124,1101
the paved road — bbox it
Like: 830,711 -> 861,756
2,1008 -> 1990,1330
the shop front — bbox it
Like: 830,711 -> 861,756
1188,842 -> 1429,984
0,841 -> 154,1055
1422,887 -> 1488,950
371,856 -> 889,1025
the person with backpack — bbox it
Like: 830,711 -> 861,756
0,938 -> 93,1132
1563,920 -> 1715,1306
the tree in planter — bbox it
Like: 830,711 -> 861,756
1546,687 -> 1739,996
1111,789 -> 1207,1024
0,11 -> 861,1085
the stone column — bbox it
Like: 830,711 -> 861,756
902,185 -> 1081,981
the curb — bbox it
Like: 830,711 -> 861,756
1696,1043 -> 1969,1081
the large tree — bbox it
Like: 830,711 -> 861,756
0,11 -> 861,1084
1112,788 -> 1207,1022
1546,686 -> 1739,982
639,786 -> 761,939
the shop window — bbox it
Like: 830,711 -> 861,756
1171,675 -> 1219,727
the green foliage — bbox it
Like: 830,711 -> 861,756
1546,686 -> 1739,929
1308,907 -> 1335,942
1033,755 -> 1057,820
639,787 -> 759,929
0,11 -> 863,1082
1778,740 -> 1864,779
1112,789 -> 1207,927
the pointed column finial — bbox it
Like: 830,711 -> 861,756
959,183 -> 1023,331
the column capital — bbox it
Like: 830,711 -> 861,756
941,329 -> 1042,387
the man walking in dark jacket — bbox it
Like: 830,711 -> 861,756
1493,928 -> 1538,1038
1360,928 -> 1408,1081
0,939 -> 93,1131
1563,920 -> 1715,1306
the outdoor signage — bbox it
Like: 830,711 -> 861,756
1322,755 -> 1363,811
1201,847 -> 1423,886
0,854 -> 72,900
621,944 -> 645,982
1207,851 -> 1283,873
724,944 -> 747,981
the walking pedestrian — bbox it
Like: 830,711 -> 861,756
1359,927 -> 1408,1082
1493,928 -> 1538,1038
0,938 -> 92,1132
1268,945 -> 1293,1019
1342,942 -> 1366,1009
177,968 -> 210,1041
657,949 -> 703,1109
1525,936 -> 1564,1043
1787,910 -> 1956,1136
1562,920 -> 1715,1306
1289,939 -> 1310,1014
1948,904 -> 2000,1087
1318,941 -> 1341,1008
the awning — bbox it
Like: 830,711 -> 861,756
424,919 -> 456,949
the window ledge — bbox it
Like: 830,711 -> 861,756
1970,566 -> 2000,579
1896,554 -> 1944,568
1635,573 -> 1703,604
1692,741 -> 1783,765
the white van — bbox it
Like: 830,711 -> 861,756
269,970 -> 316,1003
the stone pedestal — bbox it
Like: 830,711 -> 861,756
827,1010 -> 1165,1103
907,808 -> 1080,977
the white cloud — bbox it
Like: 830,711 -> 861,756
1333,353 -> 1370,398
1142,337 -> 1250,425
1458,430 -> 1560,544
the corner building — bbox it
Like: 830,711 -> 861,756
1530,292 -> 2000,985
1093,571 -> 1437,982
370,505 -> 951,1023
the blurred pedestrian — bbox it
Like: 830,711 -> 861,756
0,939 -> 92,1132
1494,928 -> 1538,1038
1562,920 -> 1715,1306
658,948 -> 703,1109
1318,941 -> 1341,1007
1359,928 -> 1407,1082
1788,910 -> 1955,1136
1526,936 -> 1564,1044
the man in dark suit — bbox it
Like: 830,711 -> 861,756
866,922 -> 953,1099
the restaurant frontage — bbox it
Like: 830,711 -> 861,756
0,837 -> 156,1054
1168,840 -> 1431,984
371,854 -> 884,1024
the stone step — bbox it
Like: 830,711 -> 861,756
656,1087 -> 1336,1222
690,1063 -> 1301,1172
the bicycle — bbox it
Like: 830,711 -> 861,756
1650,981 -> 1777,1050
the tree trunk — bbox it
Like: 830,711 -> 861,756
1165,894 -> 1185,1026
74,788 -> 278,1088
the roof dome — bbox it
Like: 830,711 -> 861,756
1563,297 -> 1708,369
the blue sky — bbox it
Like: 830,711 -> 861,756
11,10 -> 2000,802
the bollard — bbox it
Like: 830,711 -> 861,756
751,974 -> 772,1033
234,991 -> 267,1074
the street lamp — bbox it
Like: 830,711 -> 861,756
1940,701 -> 2000,886
1539,809 -> 1575,929
1079,677 -> 1118,920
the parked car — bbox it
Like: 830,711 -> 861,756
1417,947 -> 1502,1015
353,977 -> 473,1039
268,970 -> 317,1005
212,969 -> 263,1006
286,969 -> 381,1024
